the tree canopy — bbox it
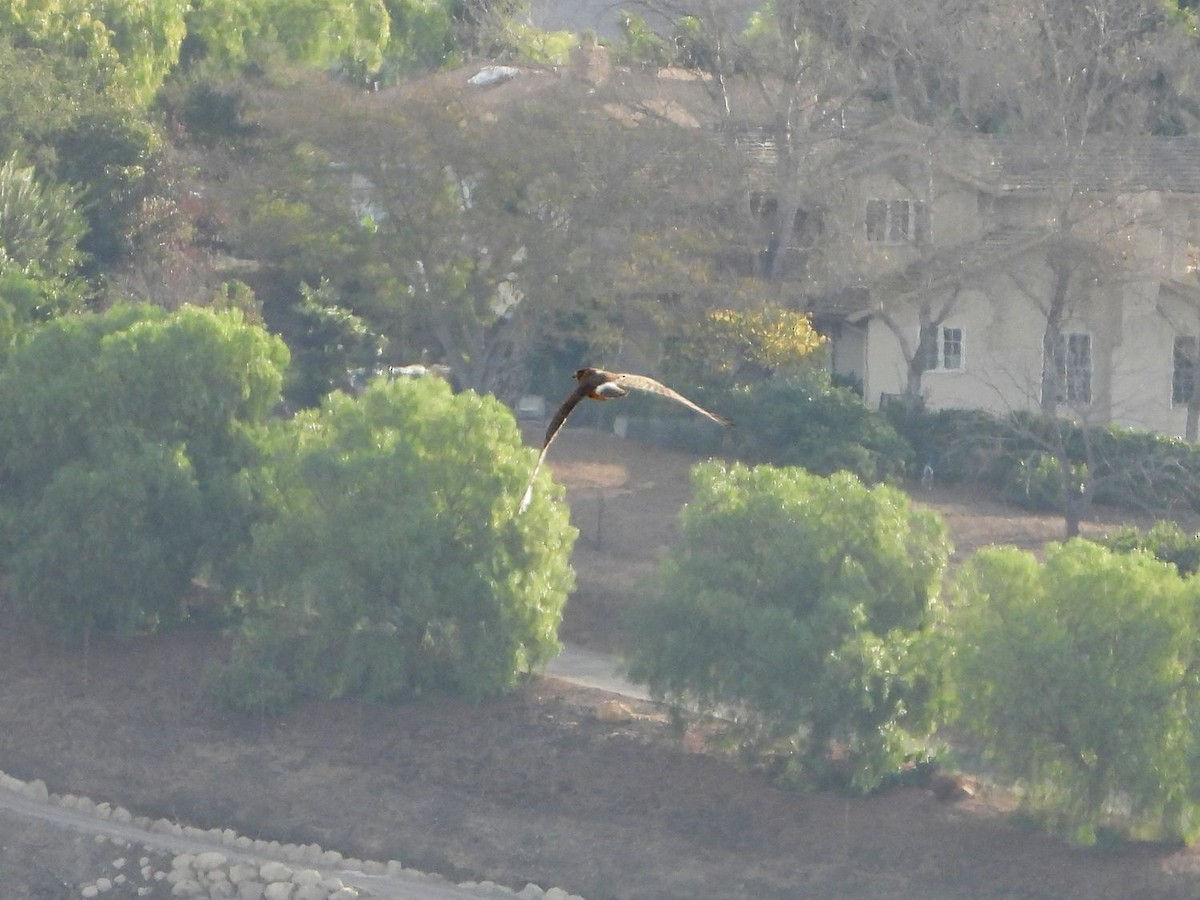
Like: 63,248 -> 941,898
952,539 -> 1200,844
0,304 -> 289,639
214,375 -> 575,707
626,461 -> 950,790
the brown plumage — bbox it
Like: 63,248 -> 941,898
519,367 -> 733,512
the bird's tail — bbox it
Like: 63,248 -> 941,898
518,482 -> 535,514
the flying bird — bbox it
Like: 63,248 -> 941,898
519,367 -> 733,512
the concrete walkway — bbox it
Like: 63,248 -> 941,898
542,644 -> 653,701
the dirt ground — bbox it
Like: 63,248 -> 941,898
3,427 -> 1200,899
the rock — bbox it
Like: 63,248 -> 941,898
81,886 -> 99,899
22,779 -> 49,803
262,883 -> 295,900
329,890 -> 360,900
596,699 -> 634,723
170,878 -> 205,898
294,886 -> 327,900
259,861 -> 293,883
238,883 -> 265,900
194,851 -> 228,872
291,869 -> 321,887
229,863 -> 259,884
517,885 -> 545,899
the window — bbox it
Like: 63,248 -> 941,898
866,199 -> 929,245
919,324 -> 964,372
1174,335 -> 1197,406
1052,332 -> 1092,405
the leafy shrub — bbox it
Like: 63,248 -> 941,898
952,540 -> 1200,845
216,376 -> 576,707
1105,521 -> 1200,577
0,304 -> 289,640
625,461 -> 950,791
1000,453 -> 1087,512
720,373 -> 913,484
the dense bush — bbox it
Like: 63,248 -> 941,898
951,540 -> 1200,845
888,405 -> 1200,514
1105,521 -> 1200,577
625,461 -> 950,791
0,304 -> 289,639
212,376 -> 576,710
719,373 -> 913,483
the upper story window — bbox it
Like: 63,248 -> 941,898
919,324 -> 964,372
866,198 -> 929,245
1173,335 -> 1197,406
1053,332 -> 1092,406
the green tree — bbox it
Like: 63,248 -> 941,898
626,461 -> 950,791
951,540 -> 1200,845
0,304 -> 290,638
0,152 -> 89,339
221,375 -> 574,707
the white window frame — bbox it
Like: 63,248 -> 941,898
1053,332 -> 1092,406
866,198 -> 927,245
919,324 -> 965,372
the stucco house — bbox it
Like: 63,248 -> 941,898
784,115 -> 1200,439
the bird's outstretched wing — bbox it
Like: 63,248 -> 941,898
519,382 -> 591,513
611,373 -> 734,427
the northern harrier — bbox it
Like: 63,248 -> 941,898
519,367 -> 733,512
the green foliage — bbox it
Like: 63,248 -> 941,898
1105,521 -> 1200,577
9,435 -> 203,640
951,540 -> 1200,845
0,304 -> 290,638
721,371 -> 913,484
282,278 -> 386,407
0,0 -> 189,106
221,375 -> 575,706
890,405 -> 1200,515
626,462 -> 950,792
614,13 -> 673,67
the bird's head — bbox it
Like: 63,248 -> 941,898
573,367 -> 597,382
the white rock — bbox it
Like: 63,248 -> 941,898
291,869 -> 321,887
329,890 -> 360,900
259,861 -> 293,883
113,874 -> 126,886
238,883 -> 265,900
172,853 -> 196,872
170,878 -> 205,897
229,863 -> 259,884
194,851 -> 228,872
544,890 -> 570,900
294,886 -> 327,900
111,857 -> 126,869
262,883 -> 294,900
319,876 -> 345,891
111,806 -> 133,822
94,801 -> 113,818
320,849 -> 344,867
93,876 -> 112,893
22,779 -> 49,802
517,885 -> 545,899
81,886 -> 99,899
